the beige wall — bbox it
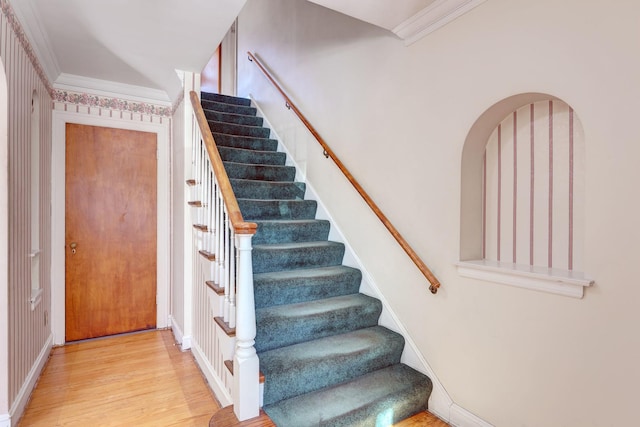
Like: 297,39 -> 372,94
0,4 -> 53,421
237,0 -> 640,425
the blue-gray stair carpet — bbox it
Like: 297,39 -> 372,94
201,91 -> 433,426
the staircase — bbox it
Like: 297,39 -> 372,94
201,91 -> 433,426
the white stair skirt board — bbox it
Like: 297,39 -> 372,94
191,340 -> 233,407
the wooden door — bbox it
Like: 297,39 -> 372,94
65,124 -> 157,341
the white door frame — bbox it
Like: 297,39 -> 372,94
51,111 -> 171,345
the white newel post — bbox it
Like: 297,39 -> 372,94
233,233 -> 260,421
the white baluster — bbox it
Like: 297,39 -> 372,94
233,233 -> 259,421
228,222 -> 236,329
222,209 -> 230,323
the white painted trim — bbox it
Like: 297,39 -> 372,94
0,413 -> 9,427
250,96 -> 464,423
179,71 -> 200,350
54,73 -> 171,104
450,403 -> 494,427
393,0 -> 487,46
169,315 -> 192,351
8,0 -> 61,83
9,334 -> 53,425
29,288 -> 43,311
51,111 -> 171,345
456,260 -> 594,298
191,340 -> 233,407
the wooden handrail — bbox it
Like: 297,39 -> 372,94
189,91 -> 257,236
247,52 -> 440,294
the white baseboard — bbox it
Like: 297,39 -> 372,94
450,404 -> 494,427
169,315 -> 192,351
0,413 -> 10,427
9,333 -> 53,425
190,341 -> 232,407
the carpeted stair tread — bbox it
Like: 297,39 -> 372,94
255,294 -> 382,353
238,198 -> 317,220
212,133 -> 278,152
218,146 -> 285,166
203,109 -> 264,127
223,161 -> 296,182
201,91 -> 251,106
209,120 -> 271,139
252,240 -> 345,274
252,219 -> 330,244
259,326 -> 405,405
201,98 -> 257,116
263,364 -> 432,427
254,265 -> 361,308
230,179 -> 305,200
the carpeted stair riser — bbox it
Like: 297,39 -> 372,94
212,132 -> 278,151
253,266 -> 361,308
224,161 -> 296,182
259,326 -> 405,406
238,199 -> 318,221
201,92 -> 251,106
209,120 -> 271,139
263,364 -> 432,427
201,92 -> 433,426
230,179 -> 305,200
254,294 -> 383,353
252,219 -> 330,245
202,99 -> 257,116
252,241 -> 345,274
218,146 -> 285,166
204,109 -> 264,127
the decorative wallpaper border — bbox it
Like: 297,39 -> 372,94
53,90 -> 173,117
1,0 -> 54,96
2,0 -> 180,117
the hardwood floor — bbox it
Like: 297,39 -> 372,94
18,329 -> 220,426
18,329 -> 449,426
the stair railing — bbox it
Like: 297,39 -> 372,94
189,91 -> 260,421
247,52 -> 441,294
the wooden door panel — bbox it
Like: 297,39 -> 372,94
65,124 -> 157,341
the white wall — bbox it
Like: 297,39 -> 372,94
237,0 -> 640,425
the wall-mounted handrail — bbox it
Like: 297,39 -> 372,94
247,51 -> 440,294
190,91 -> 257,236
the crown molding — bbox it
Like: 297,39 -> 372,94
8,0 -> 61,82
54,73 -> 171,105
393,0 -> 486,46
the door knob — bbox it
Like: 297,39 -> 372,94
70,242 -> 77,254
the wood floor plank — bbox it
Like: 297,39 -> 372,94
17,330 -> 221,427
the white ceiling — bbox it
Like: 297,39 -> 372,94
11,0 -> 485,104
307,0 -> 437,30
12,0 -> 247,103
